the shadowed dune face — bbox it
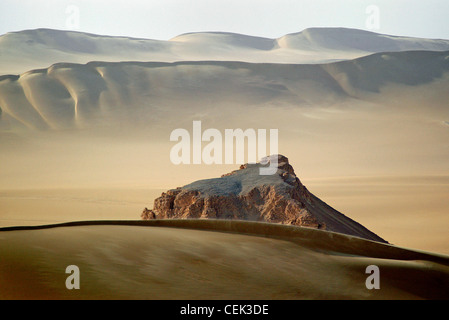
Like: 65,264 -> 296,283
0,221 -> 448,300
2,28 -> 449,75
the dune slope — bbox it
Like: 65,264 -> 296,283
2,27 -> 449,74
1,50 -> 448,131
0,220 -> 448,300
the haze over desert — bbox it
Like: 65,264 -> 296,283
0,1 -> 448,301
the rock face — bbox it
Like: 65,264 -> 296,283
142,155 -> 387,243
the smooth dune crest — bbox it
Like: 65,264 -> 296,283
2,27 -> 449,74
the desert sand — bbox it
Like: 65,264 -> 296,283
0,220 -> 448,300
0,27 -> 448,300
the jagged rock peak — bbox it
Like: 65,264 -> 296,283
141,154 -> 387,243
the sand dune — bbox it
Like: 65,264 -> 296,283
2,27 -> 449,75
0,220 -> 448,300
277,28 -> 449,52
1,50 -> 448,131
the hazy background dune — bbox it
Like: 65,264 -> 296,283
2,27 -> 449,74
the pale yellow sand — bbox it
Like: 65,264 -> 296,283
0,220 -> 448,300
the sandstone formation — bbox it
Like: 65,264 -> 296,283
142,155 -> 387,243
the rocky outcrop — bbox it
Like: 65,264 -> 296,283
142,155 -> 387,243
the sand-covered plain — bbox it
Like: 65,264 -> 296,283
0,220 -> 448,300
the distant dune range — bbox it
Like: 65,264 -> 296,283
0,27 -> 448,132
0,50 -> 448,131
0,220 -> 448,299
